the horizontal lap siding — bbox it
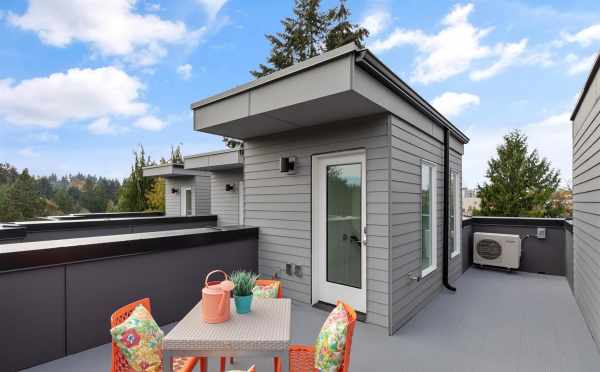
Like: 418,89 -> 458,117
211,169 -> 243,225
390,115 -> 463,333
244,115 -> 390,327
572,69 -> 600,350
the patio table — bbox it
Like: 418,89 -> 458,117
163,298 -> 291,372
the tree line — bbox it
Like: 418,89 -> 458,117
0,164 -> 120,222
0,145 -> 182,223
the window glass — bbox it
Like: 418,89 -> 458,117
421,164 -> 435,273
185,189 -> 192,216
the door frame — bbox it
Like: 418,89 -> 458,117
311,149 -> 367,313
180,186 -> 194,216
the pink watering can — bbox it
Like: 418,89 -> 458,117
202,270 -> 235,323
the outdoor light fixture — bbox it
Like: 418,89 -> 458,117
225,184 -> 235,192
171,188 -> 179,194
280,156 -> 296,174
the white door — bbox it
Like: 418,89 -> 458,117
181,187 -> 193,216
312,150 -> 367,312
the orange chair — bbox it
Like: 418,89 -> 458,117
110,298 -> 206,372
278,301 -> 357,372
226,279 -> 283,372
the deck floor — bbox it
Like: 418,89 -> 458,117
26,268 -> 600,372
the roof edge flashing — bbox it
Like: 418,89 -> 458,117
190,42 -> 360,110
571,50 -> 600,121
355,50 -> 469,144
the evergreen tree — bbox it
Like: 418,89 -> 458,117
476,130 -> 561,217
251,0 -> 368,78
0,169 -> 46,222
324,0 -> 369,51
117,145 -> 156,211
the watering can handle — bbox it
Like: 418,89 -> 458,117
205,270 -> 229,287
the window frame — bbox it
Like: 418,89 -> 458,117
420,161 -> 437,278
450,171 -> 461,259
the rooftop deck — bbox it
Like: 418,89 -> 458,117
26,268 -> 599,372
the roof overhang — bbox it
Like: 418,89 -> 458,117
184,149 -> 243,171
190,43 -> 469,144
571,50 -> 600,121
142,164 -> 202,178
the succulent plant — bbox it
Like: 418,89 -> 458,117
231,270 -> 259,297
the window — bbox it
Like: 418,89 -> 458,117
421,163 -> 437,277
449,172 -> 461,258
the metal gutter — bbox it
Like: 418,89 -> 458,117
571,50 -> 600,121
354,50 -> 470,144
442,128 -> 456,291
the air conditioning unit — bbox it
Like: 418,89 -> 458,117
473,232 -> 521,270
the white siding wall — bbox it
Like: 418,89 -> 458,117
210,169 -> 243,226
572,67 -> 600,349
243,115 -> 390,327
164,175 -> 210,217
389,115 -> 464,333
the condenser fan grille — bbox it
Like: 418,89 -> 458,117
477,239 -> 502,260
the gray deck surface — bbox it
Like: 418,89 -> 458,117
25,268 -> 600,372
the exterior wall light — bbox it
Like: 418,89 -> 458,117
280,156 -> 296,174
225,184 -> 235,192
171,188 -> 179,194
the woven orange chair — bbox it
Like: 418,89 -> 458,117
226,279 -> 284,372
110,298 -> 206,372
277,301 -> 357,372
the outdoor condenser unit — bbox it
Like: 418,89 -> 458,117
473,232 -> 521,270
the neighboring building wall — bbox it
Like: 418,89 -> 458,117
164,175 -> 210,217
210,169 -> 243,226
572,66 -> 600,348
243,115 -> 390,328
389,115 -> 464,333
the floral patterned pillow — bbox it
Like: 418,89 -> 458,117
314,303 -> 350,372
252,282 -> 280,298
110,304 -> 164,372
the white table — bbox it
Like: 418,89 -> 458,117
163,298 -> 291,372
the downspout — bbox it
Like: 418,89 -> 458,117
443,128 -> 456,291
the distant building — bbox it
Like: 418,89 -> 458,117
463,197 -> 480,216
462,187 -> 477,199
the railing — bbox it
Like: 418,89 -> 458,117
0,225 -> 258,371
462,217 -> 572,279
0,214 -> 218,243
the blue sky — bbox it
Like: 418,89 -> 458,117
0,0 -> 599,188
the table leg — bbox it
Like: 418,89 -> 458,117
163,350 -> 173,372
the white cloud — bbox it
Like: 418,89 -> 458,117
8,0 -> 202,66
196,0 -> 227,22
361,10 -> 391,37
25,131 -> 59,143
432,92 -> 480,118
18,147 -> 39,158
0,67 -> 147,128
87,117 -> 122,135
369,3 -> 536,84
177,64 -> 193,80
562,24 -> 600,46
133,115 -> 166,131
565,53 -> 597,75
462,112 -> 572,188
470,39 -> 528,81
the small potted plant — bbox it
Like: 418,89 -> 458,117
231,270 -> 259,314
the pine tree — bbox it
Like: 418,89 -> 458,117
117,145 -> 156,212
324,0 -> 369,51
251,0 -> 368,78
476,130 -> 561,217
